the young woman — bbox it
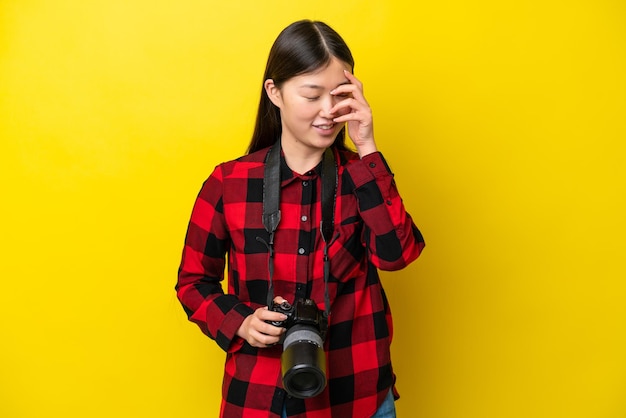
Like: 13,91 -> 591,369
176,20 -> 425,418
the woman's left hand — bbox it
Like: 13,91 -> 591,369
330,70 -> 378,158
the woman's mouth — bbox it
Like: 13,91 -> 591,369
313,123 -> 336,135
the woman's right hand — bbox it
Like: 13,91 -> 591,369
236,298 -> 289,348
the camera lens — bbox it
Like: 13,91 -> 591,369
281,326 -> 326,399
290,371 -> 318,393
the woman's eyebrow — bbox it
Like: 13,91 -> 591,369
299,81 -> 351,89
299,84 -> 324,90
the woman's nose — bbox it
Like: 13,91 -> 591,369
319,96 -> 336,118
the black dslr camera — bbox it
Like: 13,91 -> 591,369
269,298 -> 328,399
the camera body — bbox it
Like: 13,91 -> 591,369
269,299 -> 328,399
269,298 -> 328,339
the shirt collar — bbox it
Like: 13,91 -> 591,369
279,153 -> 322,186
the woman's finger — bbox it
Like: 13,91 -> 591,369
331,99 -> 372,123
343,70 -> 363,90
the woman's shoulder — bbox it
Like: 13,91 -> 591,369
335,147 -> 360,166
214,146 -> 269,177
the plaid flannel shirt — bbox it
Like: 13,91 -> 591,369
177,146 -> 425,418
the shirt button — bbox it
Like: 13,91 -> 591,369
301,215 -> 308,222
298,248 -> 306,255
302,181 -> 309,186
386,200 -> 393,205
369,162 -> 376,168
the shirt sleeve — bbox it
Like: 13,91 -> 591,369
345,152 -> 425,270
175,165 -> 253,352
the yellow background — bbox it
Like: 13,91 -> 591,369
1,1 -> 625,417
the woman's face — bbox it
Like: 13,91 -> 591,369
265,57 -> 353,155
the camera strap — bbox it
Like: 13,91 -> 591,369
260,140 -> 337,318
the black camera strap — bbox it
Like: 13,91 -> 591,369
260,141 -> 337,319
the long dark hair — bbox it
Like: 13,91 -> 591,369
247,20 -> 355,154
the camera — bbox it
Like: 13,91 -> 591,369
269,298 -> 328,399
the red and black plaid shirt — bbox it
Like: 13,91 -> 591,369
177,146 -> 425,418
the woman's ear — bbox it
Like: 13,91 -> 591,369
264,79 -> 282,108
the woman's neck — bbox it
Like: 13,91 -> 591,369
281,140 -> 326,175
